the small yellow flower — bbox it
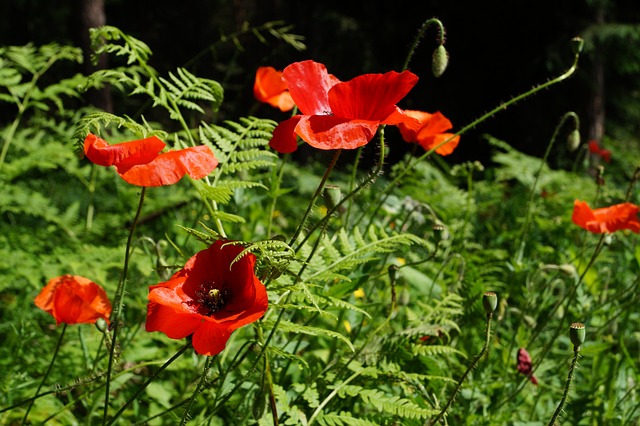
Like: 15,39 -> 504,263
353,288 -> 365,299
395,257 -> 406,266
343,320 -> 352,333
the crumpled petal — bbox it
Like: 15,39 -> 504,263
84,134 -> 165,168
34,275 -> 112,326
397,110 -> 460,156
283,60 -> 341,115
296,115 -> 379,150
253,66 -> 295,112
269,115 -> 302,153
328,70 -> 418,121
572,200 -> 640,234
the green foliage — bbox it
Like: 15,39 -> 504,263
2,26 -> 640,426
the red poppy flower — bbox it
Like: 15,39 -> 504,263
588,140 -> 611,163
145,240 -> 268,356
572,200 -> 640,234
396,110 -> 460,155
269,60 -> 420,153
516,348 -> 538,385
34,275 -> 112,326
84,133 -> 218,187
254,66 -> 295,112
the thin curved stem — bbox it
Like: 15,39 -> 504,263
107,344 -> 189,426
402,18 -> 445,71
103,187 -> 147,425
21,323 -> 67,425
548,349 -> 580,426
514,112 -> 579,263
181,355 -> 214,425
430,313 -> 493,425
288,149 -> 342,247
364,45 -> 582,227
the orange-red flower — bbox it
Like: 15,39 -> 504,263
516,348 -> 538,385
588,140 -> 611,163
572,200 -> 640,234
254,66 -> 295,112
396,110 -> 460,155
34,275 -> 112,326
84,133 -> 218,187
269,60 -> 420,153
145,240 -> 268,356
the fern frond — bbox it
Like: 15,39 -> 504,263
90,26 -> 152,65
73,111 -> 165,151
315,412 -> 380,426
266,319 -> 355,352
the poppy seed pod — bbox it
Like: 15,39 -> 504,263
569,322 -> 586,351
567,129 -> 581,152
432,44 -> 449,78
482,292 -> 498,315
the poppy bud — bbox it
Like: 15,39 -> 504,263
95,317 -> 108,334
483,292 -> 498,316
571,37 -> 584,55
569,322 -> 585,351
432,44 -> 449,78
432,223 -> 447,243
567,129 -> 581,152
388,264 -> 399,282
252,388 -> 267,419
323,185 -> 342,211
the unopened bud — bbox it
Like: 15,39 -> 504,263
95,317 -> 108,333
433,223 -> 446,243
388,264 -> 398,282
569,322 -> 586,351
323,185 -> 342,211
567,129 -> 581,152
483,292 -> 498,316
571,37 -> 584,55
432,44 -> 449,78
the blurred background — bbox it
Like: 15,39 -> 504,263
2,0 -> 640,165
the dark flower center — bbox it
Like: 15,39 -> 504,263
189,281 -> 231,316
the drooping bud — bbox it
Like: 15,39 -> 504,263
388,264 -> 399,282
323,185 -> 342,211
567,129 -> 581,152
432,223 -> 447,243
95,317 -> 108,334
569,322 -> 586,351
483,292 -> 498,316
571,37 -> 584,55
432,44 -> 449,78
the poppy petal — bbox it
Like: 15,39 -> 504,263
572,200 -> 640,233
191,322 -> 231,356
270,115 -> 302,153
84,134 -> 165,168
145,301 -> 202,338
253,67 -> 295,112
328,70 -> 418,121
296,115 -> 379,150
118,145 -> 217,186
416,133 -> 460,156
283,60 -> 341,115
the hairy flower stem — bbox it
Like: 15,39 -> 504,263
548,348 -> 581,426
345,146 -> 363,227
103,187 -> 147,425
106,344 -> 189,426
21,324 -> 67,425
402,18 -> 445,71
514,112 -> 579,264
364,44 -> 582,227
495,234 -> 605,411
289,149 -> 342,247
430,312 -> 493,425
295,129 -> 387,252
181,355 -> 214,425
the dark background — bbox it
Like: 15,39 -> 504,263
2,0 -> 640,165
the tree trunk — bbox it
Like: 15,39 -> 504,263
79,0 -> 112,113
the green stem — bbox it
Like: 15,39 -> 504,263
295,128 -> 386,253
344,146 -> 363,227
402,18 -> 445,71
430,313 -> 493,425
21,323 -> 67,425
514,112 -> 579,263
180,355 -> 214,425
365,45 -> 582,227
103,187 -> 147,425
307,369 -> 366,426
288,149 -> 342,247
267,154 -> 289,238
548,349 -> 580,426
107,344 -> 189,426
